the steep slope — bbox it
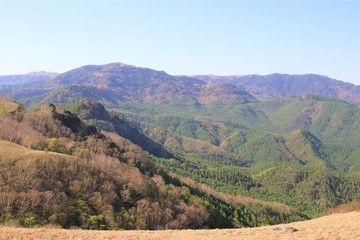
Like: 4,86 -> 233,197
196,74 -> 360,105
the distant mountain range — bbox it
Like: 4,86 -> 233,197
1,64 -> 359,106
196,74 -> 360,106
2,63 -> 256,108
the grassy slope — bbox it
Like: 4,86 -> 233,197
1,211 -> 359,240
0,140 -> 73,161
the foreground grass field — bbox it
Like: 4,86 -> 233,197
0,211 -> 359,240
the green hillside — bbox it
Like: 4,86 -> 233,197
103,100 -> 360,216
255,96 -> 360,146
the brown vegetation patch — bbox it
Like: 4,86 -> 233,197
171,173 -> 294,212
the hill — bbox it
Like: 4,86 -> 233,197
254,95 -> 360,146
0,98 -> 305,229
1,211 -> 359,240
196,74 -> 360,105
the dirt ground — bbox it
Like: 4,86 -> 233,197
1,211 -> 359,240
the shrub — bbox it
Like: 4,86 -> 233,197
85,215 -> 107,230
23,217 -> 37,228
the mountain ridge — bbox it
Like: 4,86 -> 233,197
1,63 -> 359,107
195,73 -> 360,106
18,63 -> 258,108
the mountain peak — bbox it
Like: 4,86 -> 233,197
26,62 -> 261,108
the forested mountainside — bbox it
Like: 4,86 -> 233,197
0,62 -> 359,228
0,97 -> 305,229
196,74 -> 360,106
62,98 -> 360,217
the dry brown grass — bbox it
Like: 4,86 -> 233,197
0,140 -> 73,161
1,211 -> 359,240
321,201 -> 360,216
0,100 -> 19,113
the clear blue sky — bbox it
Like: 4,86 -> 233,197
0,0 -> 359,84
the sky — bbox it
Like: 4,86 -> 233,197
0,0 -> 359,84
